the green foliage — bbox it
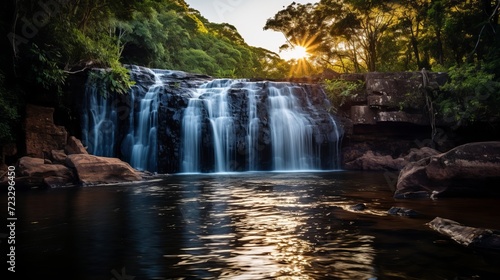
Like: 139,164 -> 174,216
28,44 -> 67,95
437,64 -> 500,126
88,64 -> 135,96
323,79 -> 364,112
266,0 -> 500,73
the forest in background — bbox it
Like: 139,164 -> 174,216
1,0 -> 500,149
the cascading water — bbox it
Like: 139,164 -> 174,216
181,79 -> 242,173
81,74 -> 118,158
180,80 -> 341,173
268,85 -> 315,170
246,84 -> 260,171
82,66 -> 342,173
181,97 -> 203,173
82,67 -> 162,172
126,71 -> 161,172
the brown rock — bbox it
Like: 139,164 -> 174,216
425,142 -> 500,181
395,142 -> 500,198
25,105 -> 68,158
66,154 -> 142,185
65,136 -> 88,155
428,217 -> 500,250
345,150 -> 406,171
403,147 -> 440,162
15,156 -> 75,188
51,150 -> 68,163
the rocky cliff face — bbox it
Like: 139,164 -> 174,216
337,71 -> 451,170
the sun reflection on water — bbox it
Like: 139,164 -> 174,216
171,177 -> 377,279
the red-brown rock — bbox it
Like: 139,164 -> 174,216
25,105 -> 68,158
16,156 -> 75,187
344,151 -> 406,171
66,154 -> 142,185
395,142 -> 500,198
65,136 -> 88,155
428,217 -> 500,250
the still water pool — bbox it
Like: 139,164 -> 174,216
2,171 -> 500,279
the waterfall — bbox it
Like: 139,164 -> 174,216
181,97 -> 203,173
126,70 -> 161,172
82,66 -> 342,173
268,85 -> 315,170
247,84 -> 260,171
180,80 -> 341,173
81,75 -> 118,158
82,67 -> 162,172
181,79 -> 242,173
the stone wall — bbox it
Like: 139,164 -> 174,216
337,71 -> 450,169
25,105 -> 68,158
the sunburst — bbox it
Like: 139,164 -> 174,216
281,45 -> 309,61
284,33 -> 321,78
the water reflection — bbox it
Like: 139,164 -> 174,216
170,173 -> 377,279
7,172 -> 500,279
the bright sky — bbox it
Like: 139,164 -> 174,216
184,0 -> 314,59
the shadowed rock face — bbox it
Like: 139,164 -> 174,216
25,105 -> 68,158
395,142 -> 500,198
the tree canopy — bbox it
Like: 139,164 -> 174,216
265,0 -> 500,72
265,0 -> 500,129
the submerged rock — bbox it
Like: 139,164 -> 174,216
428,217 -> 500,250
387,206 -> 419,217
349,203 -> 367,211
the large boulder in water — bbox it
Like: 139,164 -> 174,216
428,217 -> 500,250
16,156 -> 75,187
395,142 -> 500,198
66,154 -> 142,185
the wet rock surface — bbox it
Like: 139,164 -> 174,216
395,142 -> 500,198
428,217 -> 500,250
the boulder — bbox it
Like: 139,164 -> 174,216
51,150 -> 68,163
344,150 -> 406,171
16,156 -> 75,187
66,154 -> 142,185
387,206 -> 419,217
395,142 -> 500,198
403,147 -> 440,162
343,145 -> 437,171
428,217 -> 500,250
65,136 -> 88,155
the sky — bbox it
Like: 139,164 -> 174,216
184,0 -> 314,59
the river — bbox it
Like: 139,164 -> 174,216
2,171 -> 499,279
